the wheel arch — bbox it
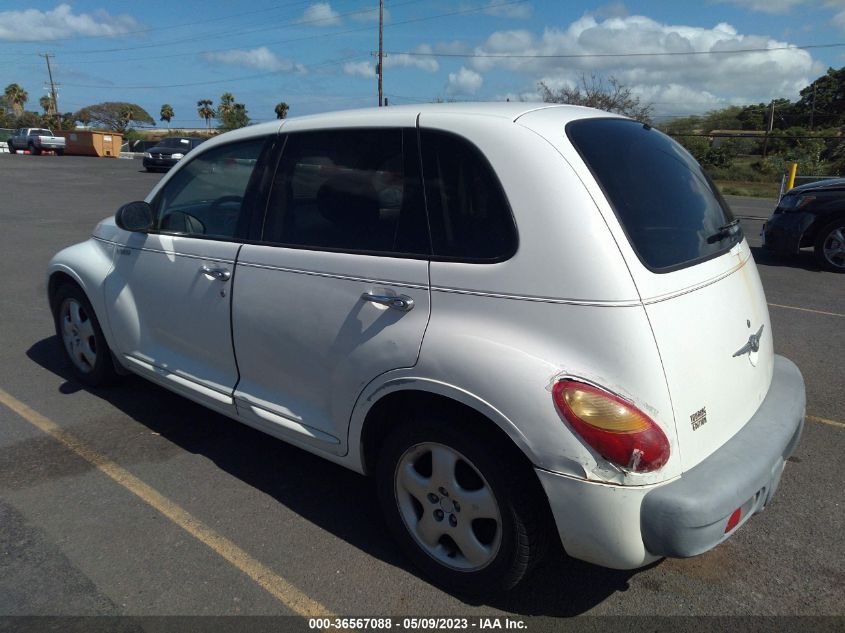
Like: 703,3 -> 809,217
353,379 -> 537,477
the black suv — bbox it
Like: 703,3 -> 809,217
143,137 -> 204,172
763,178 -> 845,272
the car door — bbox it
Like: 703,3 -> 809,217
104,136 -> 273,413
231,126 -> 431,454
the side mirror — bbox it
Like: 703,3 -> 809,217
115,201 -> 153,232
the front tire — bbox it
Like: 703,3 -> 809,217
377,412 -> 549,595
814,219 -> 845,272
55,149 -> 64,156
29,143 -> 41,155
52,283 -> 119,386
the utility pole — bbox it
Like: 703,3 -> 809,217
40,53 -> 60,129
377,0 -> 383,107
762,100 -> 775,158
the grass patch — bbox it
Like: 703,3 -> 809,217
714,180 -> 780,198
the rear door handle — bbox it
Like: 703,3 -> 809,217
200,265 -> 231,281
361,293 -> 414,312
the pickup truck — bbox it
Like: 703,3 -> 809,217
8,128 -> 66,155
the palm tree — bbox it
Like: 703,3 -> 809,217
4,83 -> 28,116
274,102 -> 289,119
39,95 -> 55,115
160,103 -> 174,130
217,92 -> 235,125
197,99 -> 215,130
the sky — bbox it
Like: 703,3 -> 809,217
1,0 -> 845,128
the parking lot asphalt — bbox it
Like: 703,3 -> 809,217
0,155 -> 842,624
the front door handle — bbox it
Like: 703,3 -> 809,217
200,265 -> 231,281
361,293 -> 415,312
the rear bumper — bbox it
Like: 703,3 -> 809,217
640,355 -> 804,557
536,355 -> 805,569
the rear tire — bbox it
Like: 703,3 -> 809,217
814,219 -> 845,273
52,283 -> 119,387
55,149 -> 64,156
7,143 -> 15,154
376,410 -> 549,595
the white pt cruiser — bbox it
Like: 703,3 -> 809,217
48,103 -> 805,595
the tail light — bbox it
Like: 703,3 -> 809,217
552,380 -> 670,473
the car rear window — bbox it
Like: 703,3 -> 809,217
567,118 -> 741,271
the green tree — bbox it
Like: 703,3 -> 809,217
538,74 -> 653,123
215,92 -> 249,130
4,83 -> 28,116
160,103 -> 174,130
274,102 -> 289,119
217,92 -> 235,119
73,102 -> 154,132
794,67 -> 845,129
197,99 -> 215,130
39,95 -> 54,115
219,102 -> 249,130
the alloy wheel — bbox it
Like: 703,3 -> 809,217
394,442 -> 502,571
60,297 -> 97,374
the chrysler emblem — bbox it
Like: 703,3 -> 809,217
733,325 -> 764,358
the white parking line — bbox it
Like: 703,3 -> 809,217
768,303 -> 845,318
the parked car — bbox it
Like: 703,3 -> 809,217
8,127 -> 65,155
762,178 -> 845,272
142,136 -> 204,172
47,104 -> 805,595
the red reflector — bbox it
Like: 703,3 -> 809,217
725,507 -> 742,533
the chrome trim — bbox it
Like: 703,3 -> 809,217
200,265 -> 232,281
361,292 -> 415,311
430,286 -> 642,308
236,261 -> 427,290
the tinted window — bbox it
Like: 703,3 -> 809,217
567,119 -> 741,271
155,139 -> 265,239
419,130 -> 516,261
262,129 -> 428,255
159,137 -> 193,148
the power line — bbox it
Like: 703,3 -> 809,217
59,54 -> 369,89
383,41 -> 845,60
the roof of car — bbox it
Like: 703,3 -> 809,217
203,102 -> 614,149
789,177 -> 845,194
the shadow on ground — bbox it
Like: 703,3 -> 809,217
750,246 -> 824,273
25,335 -> 641,616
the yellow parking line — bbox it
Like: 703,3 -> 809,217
768,303 -> 844,318
0,386 -> 334,618
806,415 -> 845,429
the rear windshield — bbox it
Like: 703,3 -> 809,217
567,118 -> 741,271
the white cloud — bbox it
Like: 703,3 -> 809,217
0,3 -> 140,41
350,6 -> 390,23
203,47 -> 305,73
344,45 -> 439,79
483,0 -> 533,19
343,60 -> 375,78
717,0 -> 809,14
300,3 -> 341,27
467,15 -> 824,114
829,1 -> 845,30
447,67 -> 484,95
435,40 -> 470,54
387,44 -> 440,73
